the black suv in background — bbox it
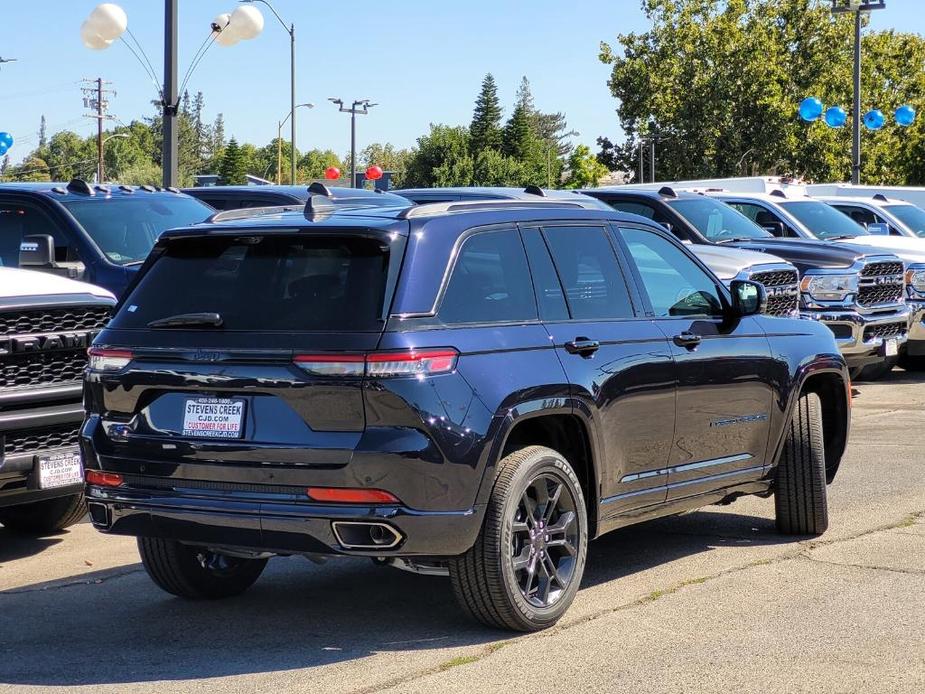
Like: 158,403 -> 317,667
184,183 -> 411,211
583,187 -> 909,378
83,197 -> 849,631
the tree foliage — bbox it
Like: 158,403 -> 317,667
600,0 -> 925,185
219,137 -> 247,185
564,145 -> 610,188
470,74 -> 504,155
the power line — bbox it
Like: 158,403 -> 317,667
81,78 -> 117,182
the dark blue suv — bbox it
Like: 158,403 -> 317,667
82,196 -> 850,631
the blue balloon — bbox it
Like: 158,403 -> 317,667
864,109 -> 886,130
0,132 -> 12,149
824,106 -> 847,128
0,143 -> 8,156
896,105 -> 916,127
799,97 -> 824,122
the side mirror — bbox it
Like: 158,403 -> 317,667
761,221 -> 785,237
20,235 -> 55,268
730,279 -> 767,317
866,222 -> 890,236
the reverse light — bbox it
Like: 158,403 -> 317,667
87,347 -> 133,372
306,487 -> 400,504
293,348 -> 458,378
85,470 -> 124,487
800,274 -> 858,302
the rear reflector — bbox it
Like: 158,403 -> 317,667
306,487 -> 400,504
85,470 -> 124,487
294,348 -> 458,378
87,347 -> 133,372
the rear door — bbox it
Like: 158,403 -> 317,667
615,225 -> 775,501
529,223 -> 676,516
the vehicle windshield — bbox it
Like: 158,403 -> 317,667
61,196 -> 213,265
780,200 -> 869,240
111,234 -> 395,332
667,198 -> 771,241
884,204 -> 925,238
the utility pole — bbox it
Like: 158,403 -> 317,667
650,140 -> 656,184
638,140 -> 644,183
163,0 -> 179,187
81,78 -> 116,182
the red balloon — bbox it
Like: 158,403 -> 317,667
365,165 -> 383,181
324,166 -> 340,180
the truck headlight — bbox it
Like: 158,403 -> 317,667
800,274 -> 858,302
906,267 -> 925,295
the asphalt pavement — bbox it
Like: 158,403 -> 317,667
1,369 -> 923,694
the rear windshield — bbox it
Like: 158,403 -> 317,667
62,196 -> 213,265
112,234 -> 395,332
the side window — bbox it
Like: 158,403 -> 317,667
607,200 -> 657,219
542,226 -> 634,320
439,229 -> 537,324
728,203 -> 789,237
0,203 -> 73,267
521,228 -> 569,321
835,205 -> 877,227
194,195 -> 226,210
620,227 -> 723,319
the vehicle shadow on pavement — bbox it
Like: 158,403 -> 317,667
0,509 -> 790,687
0,526 -> 65,563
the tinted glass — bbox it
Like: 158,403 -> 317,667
439,230 -> 536,324
884,204 -> 925,237
522,228 -> 569,321
834,205 -> 879,227
0,203 -> 73,267
62,196 -> 213,265
621,227 -> 723,318
780,200 -> 868,239
605,200 -> 657,219
112,234 -> 393,332
543,226 -> 634,320
668,198 -> 771,241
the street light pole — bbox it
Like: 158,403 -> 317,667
241,1 -> 297,183
277,103 -> 313,184
163,0 -> 178,187
329,98 -> 377,188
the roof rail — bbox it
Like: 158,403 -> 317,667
769,189 -> 788,198
523,185 -> 546,197
208,204 -> 302,223
308,182 -> 333,197
397,199 -> 590,220
658,186 -> 678,198
873,193 -> 889,202
66,179 -> 94,196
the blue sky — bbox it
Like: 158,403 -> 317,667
1,1 -> 923,164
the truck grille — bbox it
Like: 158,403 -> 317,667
863,322 -> 908,342
750,269 -> 799,317
857,260 -> 904,308
1,352 -> 88,389
0,306 -> 110,336
3,423 -> 81,456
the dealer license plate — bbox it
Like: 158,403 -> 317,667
884,338 -> 899,357
38,449 -> 84,489
182,398 -> 245,439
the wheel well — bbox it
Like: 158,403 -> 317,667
801,373 -> 849,483
502,415 -> 597,536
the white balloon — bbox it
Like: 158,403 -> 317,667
211,12 -> 232,37
81,20 -> 113,50
229,5 -> 264,41
215,29 -> 240,48
88,3 -> 128,41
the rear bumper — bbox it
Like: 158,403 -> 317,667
800,306 -> 910,366
85,484 -> 483,557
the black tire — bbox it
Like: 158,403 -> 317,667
0,493 -> 86,534
855,357 -> 897,382
449,445 -> 588,632
775,392 -> 829,536
137,537 -> 267,599
898,353 -> 925,372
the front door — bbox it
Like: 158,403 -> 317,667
527,224 -> 677,517
617,226 -> 775,501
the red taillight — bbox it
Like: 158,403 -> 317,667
293,348 -> 458,378
306,487 -> 400,504
87,347 -> 133,372
85,470 -> 124,487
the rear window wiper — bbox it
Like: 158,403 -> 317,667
147,312 -> 224,329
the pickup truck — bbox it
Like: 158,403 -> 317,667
0,267 -> 114,532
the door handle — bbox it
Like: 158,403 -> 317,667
673,332 -> 703,349
565,338 -> 600,357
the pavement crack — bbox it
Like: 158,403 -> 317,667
0,566 -> 143,595
799,554 -> 925,576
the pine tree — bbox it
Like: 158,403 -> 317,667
0,154 -> 9,180
470,73 -> 503,155
219,137 -> 245,184
38,115 -> 47,148
502,103 -> 535,160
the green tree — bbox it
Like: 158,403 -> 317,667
403,125 -> 475,187
219,137 -> 246,184
43,131 -> 96,180
564,144 -> 609,188
299,149 -> 345,181
356,143 -> 412,187
119,161 -> 162,186
470,73 -> 503,154
502,102 -> 536,160
9,156 -> 52,182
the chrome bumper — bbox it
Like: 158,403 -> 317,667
906,300 -> 925,356
800,305 -> 911,364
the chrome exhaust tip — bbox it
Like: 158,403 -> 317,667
331,521 -> 403,550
